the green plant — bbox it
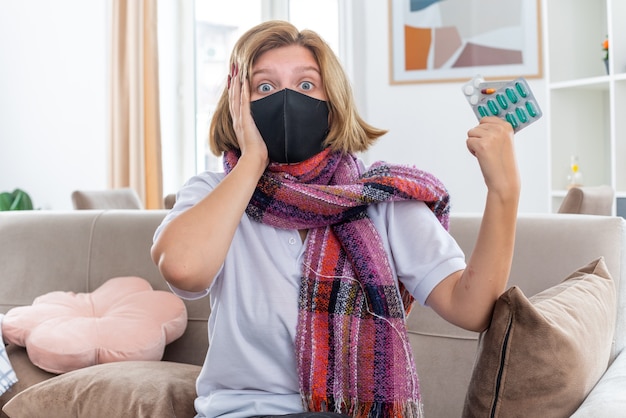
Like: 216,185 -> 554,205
0,188 -> 34,211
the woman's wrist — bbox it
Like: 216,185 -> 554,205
234,151 -> 268,182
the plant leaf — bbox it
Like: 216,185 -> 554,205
0,189 -> 34,211
0,192 -> 12,211
11,189 -> 33,210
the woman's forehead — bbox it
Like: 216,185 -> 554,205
252,45 -> 319,72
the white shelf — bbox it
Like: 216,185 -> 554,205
545,0 -> 625,214
549,76 -> 610,91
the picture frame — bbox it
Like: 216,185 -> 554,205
388,0 -> 543,84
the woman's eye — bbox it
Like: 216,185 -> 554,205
258,83 -> 273,93
300,81 -> 313,91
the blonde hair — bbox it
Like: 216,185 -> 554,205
209,20 -> 387,156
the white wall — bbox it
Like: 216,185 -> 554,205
0,0 -> 108,210
0,0 -> 550,213
357,0 -> 550,213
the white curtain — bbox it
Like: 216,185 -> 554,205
110,0 -> 163,209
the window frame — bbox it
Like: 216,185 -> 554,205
159,0 -> 353,196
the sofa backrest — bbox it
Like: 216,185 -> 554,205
409,213 -> 626,418
0,210 -> 210,366
2,210 -> 625,418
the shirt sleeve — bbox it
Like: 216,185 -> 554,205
153,171 -> 225,300
372,200 -> 466,306
153,171 -> 224,242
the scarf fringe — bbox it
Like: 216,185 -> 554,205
303,395 -> 424,418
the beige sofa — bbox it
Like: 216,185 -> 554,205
0,210 -> 625,417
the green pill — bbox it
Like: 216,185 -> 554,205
505,113 -> 518,129
496,94 -> 508,109
478,105 -> 489,118
525,101 -> 538,117
515,82 -> 529,97
487,100 -> 500,115
515,107 -> 528,123
505,88 -> 518,103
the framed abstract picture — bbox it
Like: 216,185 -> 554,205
389,0 -> 542,84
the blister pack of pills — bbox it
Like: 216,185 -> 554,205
462,75 -> 542,133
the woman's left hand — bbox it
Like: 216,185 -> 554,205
466,116 -> 520,201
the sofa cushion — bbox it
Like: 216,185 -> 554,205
1,361 -> 200,418
570,350 -> 626,417
2,276 -> 187,374
462,257 -> 616,418
0,345 -> 56,414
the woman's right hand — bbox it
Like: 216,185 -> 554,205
228,63 -> 269,168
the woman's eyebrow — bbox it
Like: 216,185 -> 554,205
251,67 -> 274,78
293,65 -> 321,74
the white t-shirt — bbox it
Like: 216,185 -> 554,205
154,170 -> 466,418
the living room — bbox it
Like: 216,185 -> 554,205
0,0 -> 557,214
1,2 -> 626,417
3,0 -> 624,215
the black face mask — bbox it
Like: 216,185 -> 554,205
250,88 -> 330,164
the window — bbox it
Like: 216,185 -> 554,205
194,0 -> 339,174
194,1 -> 263,173
159,1 -> 340,195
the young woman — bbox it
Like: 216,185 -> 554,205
152,20 -> 520,418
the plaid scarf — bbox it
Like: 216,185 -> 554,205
224,149 -> 450,418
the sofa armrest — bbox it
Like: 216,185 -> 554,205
570,350 -> 626,417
